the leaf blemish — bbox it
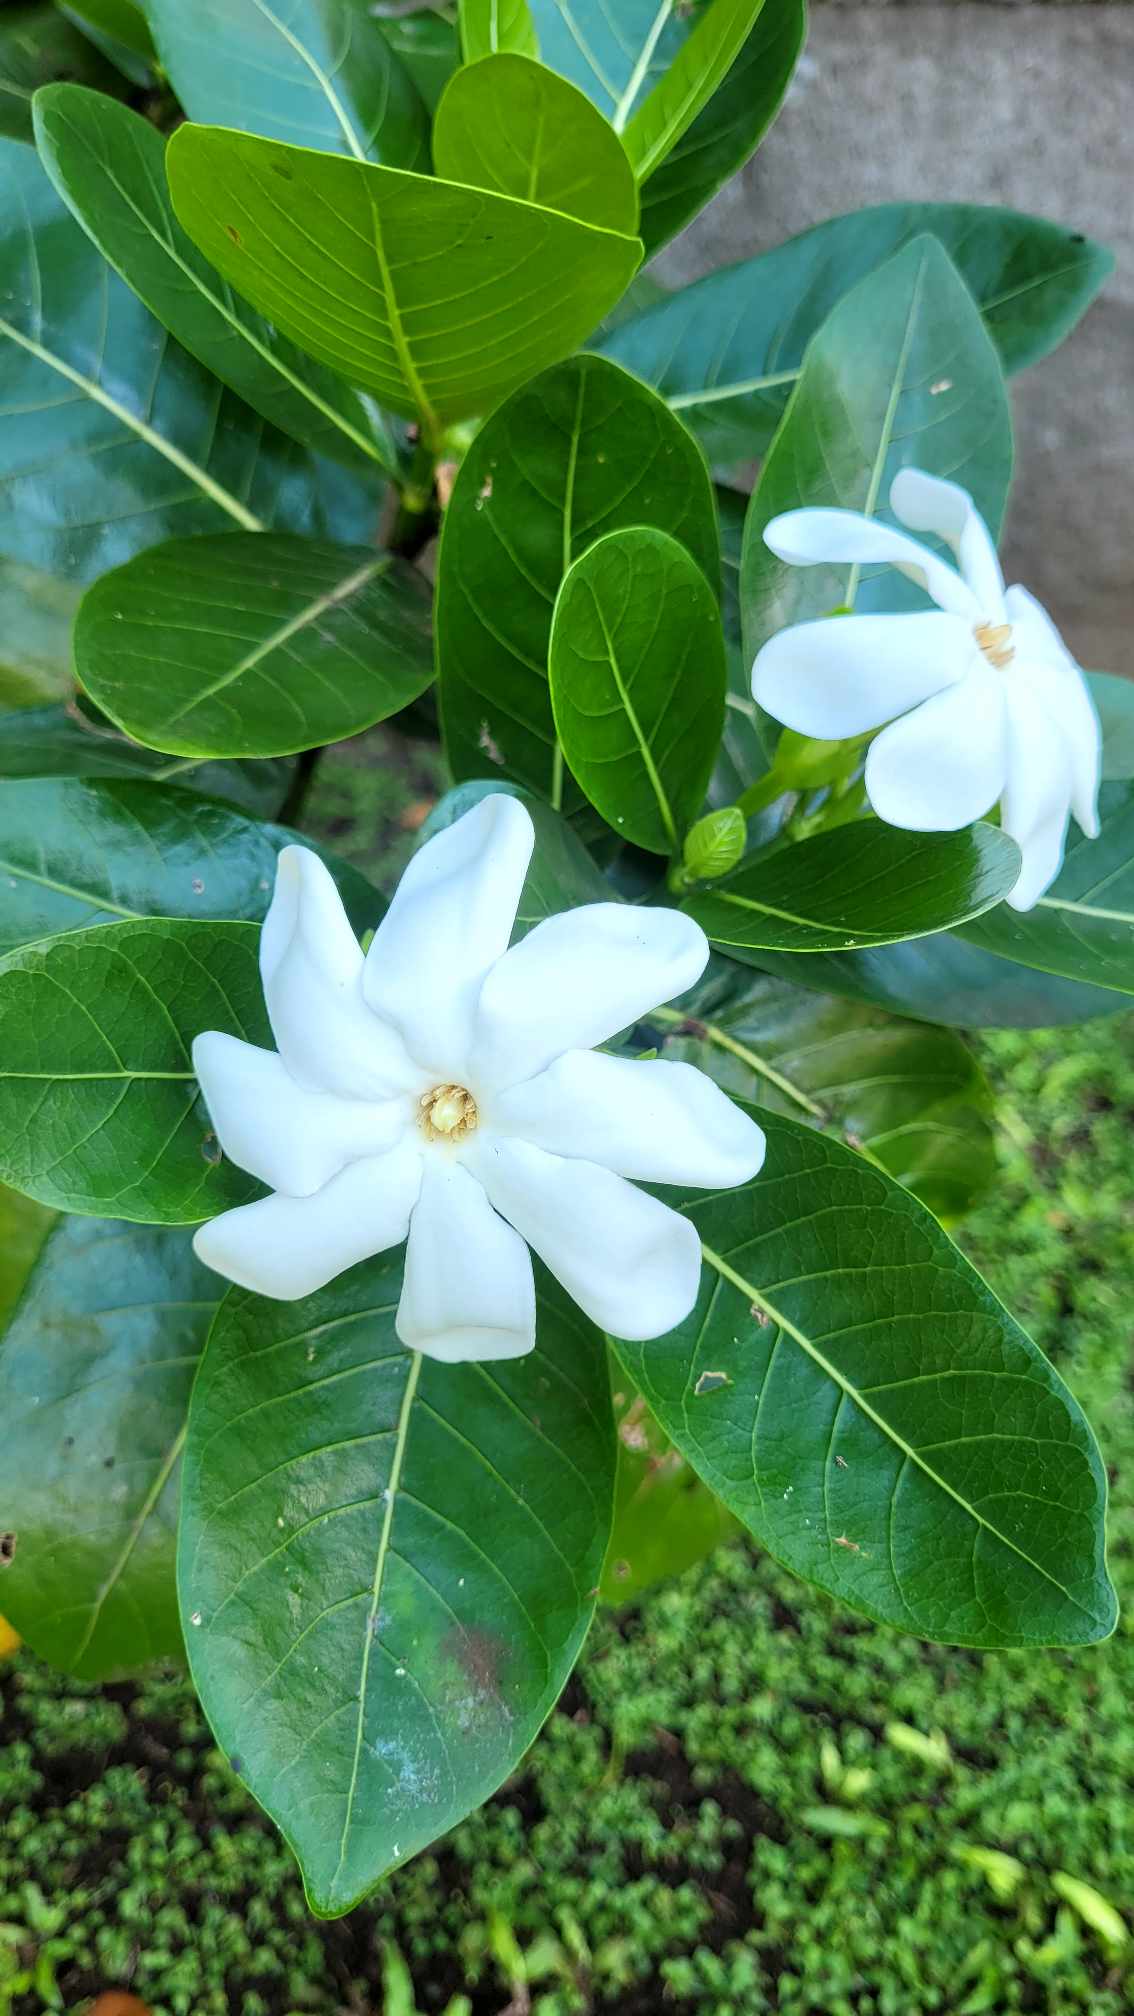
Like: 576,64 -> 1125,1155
694,1370 -> 732,1396
225,224 -> 243,246
0,1533 -> 16,1566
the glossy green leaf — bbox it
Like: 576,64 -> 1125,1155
603,201 -> 1110,462
0,704 -> 295,818
683,821 -> 1021,954
0,3 -> 122,142
378,10 -> 457,112
33,86 -> 398,476
653,958 -> 997,1219
74,533 -> 435,759
60,0 -> 154,61
601,1363 -> 739,1604
421,781 -> 611,925
635,0 -> 802,254
0,1183 -> 54,1326
618,0 -> 766,183
437,354 -> 718,805
145,0 -> 428,166
0,918 -> 269,1221
1089,671 -> 1134,782
747,933 -> 1128,1032
741,236 -> 1014,665
549,526 -> 724,853
615,1113 -> 1116,1649
459,0 -> 538,62
167,124 -> 642,431
0,776 -> 382,955
180,1256 -> 614,1915
432,54 -> 637,232
0,140 -> 383,587
0,559 -> 78,708
956,784 -> 1134,995
0,1216 -> 219,1678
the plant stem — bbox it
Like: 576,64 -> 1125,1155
388,432 -> 439,560
735,769 -> 791,820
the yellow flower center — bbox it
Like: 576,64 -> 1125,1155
974,620 -> 1015,670
419,1083 -> 478,1141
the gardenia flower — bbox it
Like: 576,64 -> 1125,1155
192,796 -> 765,1362
751,468 -> 1101,911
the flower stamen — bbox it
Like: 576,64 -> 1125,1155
974,621 -> 1015,670
419,1083 -> 478,1141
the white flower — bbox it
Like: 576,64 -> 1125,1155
191,796 -> 765,1362
751,468 -> 1101,911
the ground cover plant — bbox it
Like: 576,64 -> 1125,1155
0,0 -> 1129,1930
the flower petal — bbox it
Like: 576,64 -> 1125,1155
364,794 -> 534,1079
192,1143 -> 423,1300
864,663 -> 1009,830
261,847 -> 418,1101
1000,683 -> 1078,911
396,1157 -> 535,1363
890,469 -> 1005,615
471,904 -> 709,1093
752,611 -> 971,739
465,1135 -> 703,1340
763,507 -> 978,617
494,1051 -> 765,1188
1005,585 -> 1100,839
193,1033 -> 410,1197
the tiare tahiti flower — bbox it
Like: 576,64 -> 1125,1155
751,468 -> 1101,911
191,796 -> 765,1362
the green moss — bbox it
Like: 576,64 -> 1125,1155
2,1015 -> 1134,2014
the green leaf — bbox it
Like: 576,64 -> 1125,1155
145,0 -> 428,166
460,0 -> 538,61
602,201 -> 1110,462
635,0 -> 802,254
0,704 -> 295,818
33,86 -> 398,476
653,958 -> 997,1219
956,783 -> 1134,996
0,1183 -> 54,1327
615,1112 -> 1116,1649
747,933 -> 1129,1032
0,3 -> 123,142
683,822 -> 1021,955
437,354 -> 718,806
421,781 -> 611,925
549,526 -> 725,853
0,1216 -> 220,1678
74,533 -> 435,759
601,1362 -> 739,1604
1089,671 -> 1134,782
179,1257 -> 614,1915
377,8 -> 457,113
0,558 -> 79,708
618,0 -> 767,182
0,139 -> 384,587
166,124 -> 642,432
741,236 -> 1014,665
0,776 -> 382,955
60,0 -> 154,61
0,918 -> 270,1221
432,54 -> 637,233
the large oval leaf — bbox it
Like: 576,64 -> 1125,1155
58,0 -> 154,61
0,919 -> 268,1221
179,1257 -> 614,1915
683,822 -> 1020,954
549,526 -> 725,852
0,1183 -> 54,1326
0,776 -> 381,954
460,0 -> 538,61
615,1113 -> 1116,1649
741,235 -> 1014,666
616,0 -> 767,183
145,0 -> 428,167
956,783 -> 1134,995
167,124 -> 642,431
603,202 -> 1114,462
0,1216 -> 220,1678
0,3 -> 123,142
33,86 -> 397,475
654,958 -> 997,1219
0,704 -> 294,819
432,54 -> 637,232
437,354 -> 718,806
0,140 -> 382,586
74,533 -> 435,758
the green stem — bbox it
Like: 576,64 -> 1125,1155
388,432 -> 438,560
735,769 -> 791,821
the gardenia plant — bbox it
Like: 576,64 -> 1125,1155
0,0 -> 1126,1919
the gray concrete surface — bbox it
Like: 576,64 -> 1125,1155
663,5 -> 1133,673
